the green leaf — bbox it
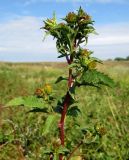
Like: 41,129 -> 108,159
43,148 -> 53,155
57,146 -> 70,155
6,96 -> 46,108
6,97 -> 24,106
77,69 -> 114,88
57,54 -> 66,58
43,31 -> 50,41
69,85 -> 76,102
55,76 -> 67,84
27,107 -> 48,113
68,62 -> 78,69
23,96 -> 45,108
54,100 -> 63,114
91,57 -> 102,64
67,106 -> 81,117
42,114 -> 59,135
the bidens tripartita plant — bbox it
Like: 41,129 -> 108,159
7,7 -> 114,160
41,7 -> 114,160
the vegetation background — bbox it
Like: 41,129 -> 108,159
0,60 -> 129,159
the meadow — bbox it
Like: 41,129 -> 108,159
0,61 -> 129,160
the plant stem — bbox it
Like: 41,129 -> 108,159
67,141 -> 83,160
59,92 -> 70,160
59,68 -> 73,160
59,93 -> 70,146
0,104 -> 2,128
50,154 -> 54,160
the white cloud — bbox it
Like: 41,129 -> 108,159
88,23 -> 129,45
0,16 -> 58,62
0,16 -> 129,62
87,23 -> 129,59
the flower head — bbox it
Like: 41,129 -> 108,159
44,84 -> 52,95
65,12 -> 77,23
35,88 -> 43,97
88,61 -> 97,69
44,18 -> 56,31
80,49 -> 90,57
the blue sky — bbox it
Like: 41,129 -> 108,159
0,0 -> 129,62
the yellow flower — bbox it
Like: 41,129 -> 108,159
35,88 -> 43,97
88,61 -> 97,69
98,127 -> 107,136
80,49 -> 90,57
79,15 -> 91,21
44,84 -> 52,95
66,12 -> 77,23
95,123 -> 107,136
78,14 -> 91,25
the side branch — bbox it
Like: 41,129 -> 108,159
67,141 -> 83,160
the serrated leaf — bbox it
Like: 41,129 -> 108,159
7,96 -> 46,108
55,76 -> 67,84
23,96 -> 45,108
42,114 -> 59,135
77,70 -> 114,88
67,106 -> 81,117
6,97 -> 24,106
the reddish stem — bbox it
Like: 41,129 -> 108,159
66,55 -> 71,64
59,92 -> 71,159
67,141 -> 83,160
59,41 -> 76,159
59,68 -> 73,160
50,154 -> 54,160
59,93 -> 70,145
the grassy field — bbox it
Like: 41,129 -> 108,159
0,61 -> 129,160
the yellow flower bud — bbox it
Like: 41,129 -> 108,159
95,123 -> 107,136
44,84 -> 52,94
34,88 -> 43,97
80,49 -> 90,57
88,61 -> 97,69
66,12 -> 77,23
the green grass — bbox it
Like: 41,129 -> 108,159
0,61 -> 129,160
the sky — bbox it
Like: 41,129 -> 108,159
0,0 -> 129,62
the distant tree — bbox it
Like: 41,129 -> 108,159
107,58 -> 112,61
114,57 -> 125,61
126,56 -> 129,60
